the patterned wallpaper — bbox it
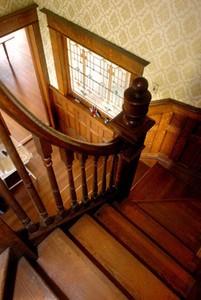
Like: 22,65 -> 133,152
0,0 -> 201,107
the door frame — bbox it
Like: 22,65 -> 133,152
0,4 -> 55,127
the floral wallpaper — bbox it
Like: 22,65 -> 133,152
0,0 -> 201,107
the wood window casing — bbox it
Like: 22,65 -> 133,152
42,8 -> 149,118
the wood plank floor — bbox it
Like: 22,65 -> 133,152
0,28 -> 48,143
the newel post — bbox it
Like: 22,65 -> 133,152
110,77 -> 155,199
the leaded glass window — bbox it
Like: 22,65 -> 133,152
67,38 -> 131,118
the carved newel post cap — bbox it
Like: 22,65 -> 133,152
123,77 -> 152,126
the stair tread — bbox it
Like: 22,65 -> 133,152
13,257 -> 58,300
0,248 -> 10,300
70,214 -> 180,300
129,162 -> 199,200
115,201 -> 200,273
95,204 -> 196,298
37,228 -> 126,300
138,200 -> 201,252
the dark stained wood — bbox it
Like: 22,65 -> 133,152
123,77 -> 152,126
128,162 -> 201,201
78,153 -> 89,204
95,204 -> 197,299
91,156 -> 99,200
109,154 -> 118,189
0,219 -> 36,260
69,214 -> 179,300
14,257 -> 58,300
132,159 -> 150,185
0,178 -> 36,233
60,149 -> 79,211
33,136 -> 66,219
37,228 -> 126,299
170,118 -> 197,161
101,156 -> 108,194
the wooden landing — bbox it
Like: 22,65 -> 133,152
129,162 -> 201,200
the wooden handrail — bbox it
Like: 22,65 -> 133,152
0,77 -> 154,241
0,81 -> 122,156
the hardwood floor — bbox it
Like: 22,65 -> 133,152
0,28 -> 48,143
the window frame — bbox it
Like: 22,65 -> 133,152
42,8 -> 149,119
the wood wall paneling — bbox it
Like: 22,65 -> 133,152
50,87 -> 115,143
170,118 -> 197,161
52,88 -> 201,176
144,100 -> 201,176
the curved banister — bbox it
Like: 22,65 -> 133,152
0,76 -> 154,238
0,80 -> 122,156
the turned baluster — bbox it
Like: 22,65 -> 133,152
33,136 -> 67,219
78,153 -> 89,205
92,155 -> 99,201
0,118 -> 53,227
109,154 -> 118,190
60,148 -> 79,211
101,156 -> 108,195
0,179 -> 37,233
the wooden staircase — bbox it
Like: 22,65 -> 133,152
0,161 -> 201,299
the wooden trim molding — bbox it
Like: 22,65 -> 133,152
0,4 -> 38,37
41,8 -> 149,76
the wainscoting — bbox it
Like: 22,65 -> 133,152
143,99 -> 201,174
50,87 -> 115,143
50,86 -> 201,179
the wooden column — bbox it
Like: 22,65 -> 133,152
60,149 -> 79,211
109,77 -> 155,199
